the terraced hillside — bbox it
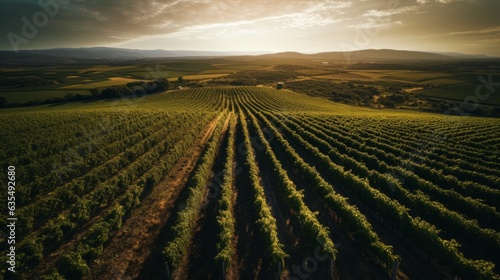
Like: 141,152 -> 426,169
0,86 -> 498,280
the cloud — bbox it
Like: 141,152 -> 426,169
1,0 -> 499,56
0,0 -> 354,50
436,26 -> 500,52
416,0 -> 478,4
143,1 -> 352,44
347,6 -> 418,30
444,26 -> 500,36
362,6 -> 420,18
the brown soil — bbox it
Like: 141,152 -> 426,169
403,87 -> 424,93
28,127 -> 186,277
89,114 -> 222,280
183,115 -> 232,280
169,114 -> 231,280
246,112 -> 339,280
232,117 -> 273,279
249,114 -> 336,280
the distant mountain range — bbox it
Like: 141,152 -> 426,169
0,47 -> 496,65
261,49 -> 493,61
0,48 -> 268,64
10,47 -> 267,59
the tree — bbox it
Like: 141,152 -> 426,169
379,96 -> 396,108
0,96 -> 8,107
157,77 -> 170,91
90,88 -> 101,97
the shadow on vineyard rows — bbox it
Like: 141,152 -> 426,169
0,86 -> 498,280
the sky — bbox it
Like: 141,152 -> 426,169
1,0 -> 500,56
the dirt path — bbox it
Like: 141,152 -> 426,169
249,114 -> 336,280
90,114 -> 222,280
183,115 -> 232,280
170,114 -> 231,280
247,112 -> 319,280
233,118 -> 272,280
33,127 -> 199,277
403,87 -> 424,93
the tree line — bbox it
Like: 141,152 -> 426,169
0,78 -> 170,108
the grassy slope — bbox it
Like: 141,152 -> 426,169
0,85 -> 475,120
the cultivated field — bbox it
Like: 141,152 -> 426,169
419,83 -> 500,105
2,59 -> 498,110
0,87 -> 498,279
0,61 -> 224,103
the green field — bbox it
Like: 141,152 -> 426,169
419,83 -> 500,105
0,62 -> 228,103
1,60 -> 498,116
59,77 -> 142,89
0,89 -> 91,103
167,73 -> 230,82
0,86 -> 498,279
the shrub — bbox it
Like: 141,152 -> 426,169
56,252 -> 90,279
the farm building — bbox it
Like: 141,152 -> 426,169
277,82 -> 284,90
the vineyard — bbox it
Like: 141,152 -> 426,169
0,86 -> 499,280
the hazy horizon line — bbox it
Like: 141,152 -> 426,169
1,46 -> 497,57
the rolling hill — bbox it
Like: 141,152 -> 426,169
0,47 -> 496,65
